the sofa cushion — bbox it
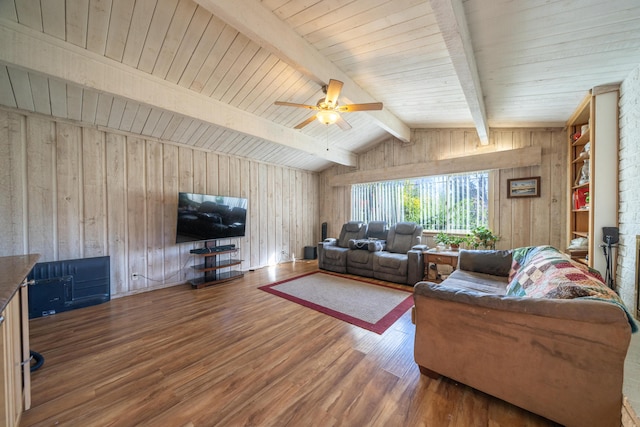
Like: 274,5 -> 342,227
394,222 -> 416,235
345,222 -> 363,232
324,246 -> 349,261
445,269 -> 509,295
375,252 -> 407,270
347,248 -> 372,265
366,221 -> 388,240
337,221 -> 366,248
458,249 -> 512,276
387,222 -> 420,254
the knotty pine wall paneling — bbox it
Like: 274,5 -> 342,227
56,122 -> 83,261
177,146 -> 195,285
0,109 -> 319,297
320,128 -> 567,252
26,116 -> 56,261
126,137 -> 147,292
239,158 -> 251,270
161,143 -> 180,292
82,127 -> 107,258
248,161 -> 259,268
0,112 -> 26,255
274,166 -> 283,263
145,140 -> 165,289
106,133 -> 128,295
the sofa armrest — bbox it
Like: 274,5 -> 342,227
406,248 -> 426,285
321,238 -> 337,247
412,244 -> 429,251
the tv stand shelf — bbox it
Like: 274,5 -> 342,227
188,247 -> 244,289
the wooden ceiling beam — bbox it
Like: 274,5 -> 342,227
195,0 -> 411,143
328,146 -> 541,186
429,0 -> 490,145
0,18 -> 357,166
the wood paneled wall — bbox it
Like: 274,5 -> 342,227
0,109 -> 319,297
319,128 -> 567,251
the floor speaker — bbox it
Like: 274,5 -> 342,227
321,222 -> 327,241
603,227 -> 619,244
304,246 -> 317,260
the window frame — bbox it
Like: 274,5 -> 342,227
351,170 -> 493,235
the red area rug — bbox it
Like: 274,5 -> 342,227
259,271 -> 413,334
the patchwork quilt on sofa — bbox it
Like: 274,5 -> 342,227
506,245 -> 637,332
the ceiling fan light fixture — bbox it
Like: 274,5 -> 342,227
316,109 -> 339,125
275,79 -> 381,130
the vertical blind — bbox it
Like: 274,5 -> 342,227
351,171 -> 489,233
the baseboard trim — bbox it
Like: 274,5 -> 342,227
623,396 -> 640,427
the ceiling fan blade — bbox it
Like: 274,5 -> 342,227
324,79 -> 343,107
274,101 -> 318,110
294,114 -> 318,129
335,115 -> 352,131
336,102 -> 383,112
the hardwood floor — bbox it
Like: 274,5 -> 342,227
21,261 -> 561,427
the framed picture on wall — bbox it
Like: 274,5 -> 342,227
507,176 -> 540,198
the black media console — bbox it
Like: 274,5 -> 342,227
188,243 -> 243,289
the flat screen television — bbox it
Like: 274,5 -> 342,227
176,192 -> 248,243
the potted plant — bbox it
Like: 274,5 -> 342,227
434,231 -> 451,247
466,226 -> 500,250
448,235 -> 468,250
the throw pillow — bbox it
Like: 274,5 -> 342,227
349,239 -> 370,250
367,240 -> 385,252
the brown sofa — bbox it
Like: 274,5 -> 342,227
413,246 -> 637,427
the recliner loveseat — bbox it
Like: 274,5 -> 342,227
319,221 -> 427,285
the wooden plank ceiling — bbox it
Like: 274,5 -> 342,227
0,0 -> 639,172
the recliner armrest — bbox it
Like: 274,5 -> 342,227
411,244 -> 429,252
321,238 -> 337,247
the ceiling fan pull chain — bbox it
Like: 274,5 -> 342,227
326,126 -> 329,151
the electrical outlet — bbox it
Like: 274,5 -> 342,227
131,273 -> 139,280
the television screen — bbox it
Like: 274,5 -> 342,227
176,192 -> 248,243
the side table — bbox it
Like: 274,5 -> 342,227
424,249 -> 459,281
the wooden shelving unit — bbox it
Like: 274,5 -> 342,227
566,86 -> 619,273
188,247 -> 243,289
567,95 -> 592,266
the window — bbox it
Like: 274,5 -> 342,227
351,171 -> 489,233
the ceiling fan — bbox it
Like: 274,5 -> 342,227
274,79 -> 383,130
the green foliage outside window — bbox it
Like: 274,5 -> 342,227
352,171 -> 489,234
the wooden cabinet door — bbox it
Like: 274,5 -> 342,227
0,296 -> 25,427
20,284 -> 30,411
0,304 -> 8,427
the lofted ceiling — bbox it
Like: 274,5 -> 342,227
0,0 -> 639,172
